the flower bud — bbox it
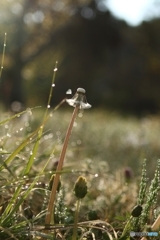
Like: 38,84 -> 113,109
49,174 -> 61,192
131,204 -> 143,217
73,176 -> 88,199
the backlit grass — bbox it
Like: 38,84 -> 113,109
0,106 -> 160,239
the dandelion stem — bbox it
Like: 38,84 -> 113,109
72,198 -> 81,240
45,105 -> 79,226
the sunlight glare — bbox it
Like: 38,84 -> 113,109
106,0 -> 154,26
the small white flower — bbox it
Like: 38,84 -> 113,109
66,88 -> 92,109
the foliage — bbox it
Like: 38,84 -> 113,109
0,104 -> 160,239
1,1 -> 160,114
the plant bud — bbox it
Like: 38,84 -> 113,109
131,204 -> 143,217
73,176 -> 88,199
49,174 -> 61,192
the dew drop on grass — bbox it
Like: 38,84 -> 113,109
77,140 -> 82,145
52,83 -> 55,87
78,112 -> 83,118
25,122 -> 29,127
47,105 -> 50,108
94,173 -> 98,178
54,68 -> 58,72
49,133 -> 53,138
27,108 -> 32,115
73,121 -> 77,127
20,128 -> 23,131
27,127 -> 31,132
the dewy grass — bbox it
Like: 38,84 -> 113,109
1,80 -> 160,239
45,88 -> 91,226
122,159 -> 160,238
0,32 -> 7,80
23,62 -> 58,175
140,159 -> 160,227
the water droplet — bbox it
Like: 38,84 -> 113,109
95,173 -> 98,178
25,122 -> 29,127
20,128 -> 23,131
27,127 -> 31,132
49,133 -> 53,138
54,68 -> 58,72
78,112 -> 83,118
73,122 -> 77,127
27,108 -> 32,115
52,83 -> 55,87
47,105 -> 50,108
77,140 -> 82,145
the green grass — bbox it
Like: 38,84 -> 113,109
0,105 -> 160,239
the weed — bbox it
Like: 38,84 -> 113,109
0,56 -> 160,239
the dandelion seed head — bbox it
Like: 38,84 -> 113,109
66,87 -> 91,109
66,89 -> 72,95
77,88 -> 86,94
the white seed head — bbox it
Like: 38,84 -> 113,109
77,88 -> 86,94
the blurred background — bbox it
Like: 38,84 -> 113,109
0,0 -> 160,115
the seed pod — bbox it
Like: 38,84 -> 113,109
131,204 -> 143,217
73,176 -> 88,199
49,174 -> 61,192
88,210 -> 98,220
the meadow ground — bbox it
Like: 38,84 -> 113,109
0,107 -> 160,239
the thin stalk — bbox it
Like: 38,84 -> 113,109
0,32 -> 7,80
43,61 -> 58,120
121,216 -> 133,237
24,62 -> 58,175
72,198 -> 81,240
45,105 -> 79,226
